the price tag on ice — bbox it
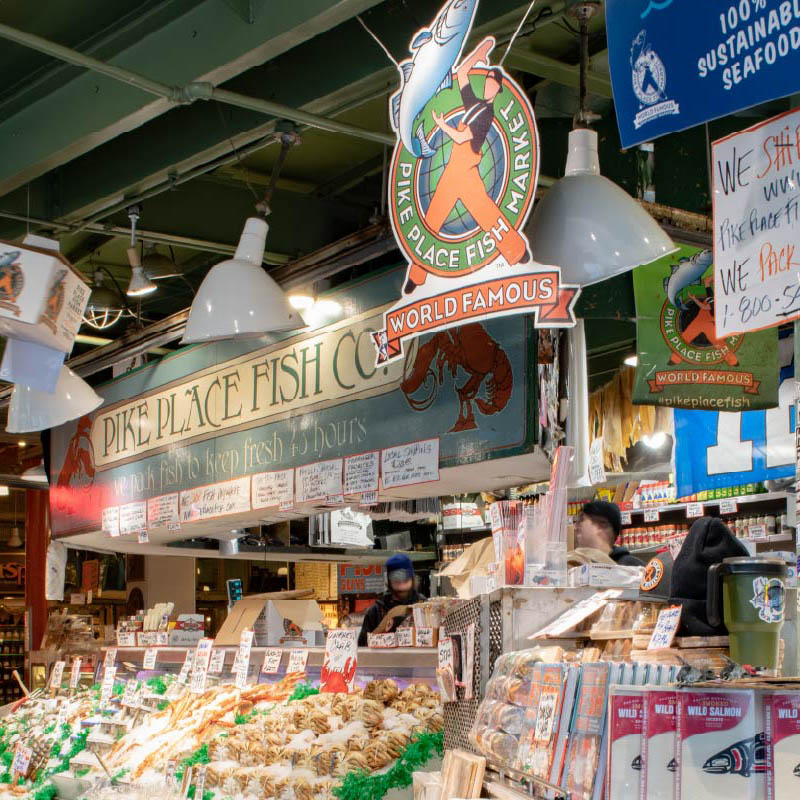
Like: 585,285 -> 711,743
234,663 -> 249,689
121,679 -> 140,708
143,648 -> 158,670
104,648 -> 117,669
193,765 -> 207,800
287,648 -> 309,674
261,647 -> 283,674
100,666 -> 116,705
207,649 -> 226,675
69,658 -> 82,690
12,743 -> 32,777
50,661 -> 65,690
648,605 -> 683,651
719,498 -> 738,514
686,502 -> 703,518
643,508 -> 660,523
177,650 -> 195,685
620,511 -> 632,525
190,639 -> 214,694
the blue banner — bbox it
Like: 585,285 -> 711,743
606,0 -> 800,149
674,355 -> 794,496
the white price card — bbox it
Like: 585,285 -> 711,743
12,743 -> 32,777
367,632 -> 397,648
711,107 -> 800,337
343,451 -> 380,495
137,530 -> 149,544
102,506 -> 120,537
648,605 -> 683,651
719,498 -> 738,514
588,437 -> 607,485
104,648 -> 117,669
287,648 -> 309,674
252,469 -> 294,510
320,629 -> 357,693
69,593 -> 85,605
749,523 -> 768,540
116,631 -> 136,647
234,663 -> 249,689
167,521 -> 182,532
177,650 -> 195,685
381,438 -> 439,489
69,658 -> 82,690
147,493 -> 179,529
437,637 -> 454,671
180,477 -> 251,523
296,459 -> 344,503
620,511 -> 632,525
193,765 -> 207,800
121,679 -> 140,708
143,648 -> 158,670
396,627 -> 414,647
261,647 -> 283,674
360,490 -> 378,506
119,500 -> 147,535
207,649 -> 226,675
415,627 -> 434,647
100,666 -> 117,706
50,661 -> 65,690
686,502 -> 704,518
644,508 -> 660,523
165,760 -> 177,787
190,638 -> 214,694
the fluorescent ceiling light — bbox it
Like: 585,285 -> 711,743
126,248 -> 157,296
7,366 -> 102,433
624,354 -> 638,367
182,217 -> 302,343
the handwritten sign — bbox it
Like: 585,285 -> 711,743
296,459 -> 344,503
180,477 -> 251,522
712,107 -> 800,337
261,648 -> 282,674
415,627 -> 435,647
749,523 -> 768,540
119,500 -> 147,535
12,743 -> 32,777
147,493 -> 179,529
104,648 -> 117,669
719,497 -> 738,514
190,638 -> 214,694
360,490 -> 378,506
121,679 -> 140,708
207,649 -> 226,675
193,765 -> 207,800
648,605 -> 683,650
50,661 -> 65,690
252,469 -> 294,509
69,658 -> 82,690
644,508 -> 660,523
143,648 -> 158,670
287,648 -> 309,674
344,451 -> 380,495
102,506 -> 120,537
100,666 -> 116,705
165,760 -> 177,788
620,510 -> 632,525
381,438 -> 439,489
177,650 -> 195,685
321,629 -> 357,692
588,437 -> 607,485
367,632 -> 397,648
116,631 -> 136,647
396,627 -> 414,648
686,502 -> 704,518
234,629 -> 254,688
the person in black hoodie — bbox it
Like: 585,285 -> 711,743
575,500 -> 644,567
357,554 -> 425,646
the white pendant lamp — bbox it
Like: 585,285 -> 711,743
182,217 -> 302,344
7,366 -> 102,433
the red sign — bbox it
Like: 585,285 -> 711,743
337,563 -> 385,595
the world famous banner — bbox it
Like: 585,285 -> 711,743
372,0 -> 579,366
632,245 -> 779,410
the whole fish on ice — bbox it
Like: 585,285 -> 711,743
390,0 -> 478,158
663,249 -> 713,310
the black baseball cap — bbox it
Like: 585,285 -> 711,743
581,500 -> 622,538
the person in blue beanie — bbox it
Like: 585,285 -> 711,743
358,553 -> 425,646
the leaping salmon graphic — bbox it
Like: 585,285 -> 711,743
702,733 -> 767,778
390,0 -> 478,158
631,754 -> 642,771
666,757 -> 678,773
662,249 -> 713,310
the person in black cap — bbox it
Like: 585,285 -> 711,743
357,554 -> 425,646
575,500 -> 644,567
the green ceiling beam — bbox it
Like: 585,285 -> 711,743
0,0 -> 383,197
504,47 -> 612,98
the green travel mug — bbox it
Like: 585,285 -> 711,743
707,557 -> 787,671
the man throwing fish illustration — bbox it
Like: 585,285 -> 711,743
404,36 -> 529,293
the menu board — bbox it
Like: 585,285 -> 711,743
102,506 -> 120,537
119,501 -> 147,534
180,477 -> 251,522
252,469 -> 294,509
344,451 -> 380,495
296,459 -> 344,503
147,493 -> 179,529
381,438 -> 439,489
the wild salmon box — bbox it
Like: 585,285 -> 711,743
765,691 -> 800,800
641,690 -> 677,800
676,688 -> 759,800
606,687 -> 645,800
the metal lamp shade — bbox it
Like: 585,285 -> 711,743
182,217 -> 302,344
527,129 -> 676,286
7,366 -> 102,433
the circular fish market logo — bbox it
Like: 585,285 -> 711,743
390,65 -> 538,281
629,30 -> 679,129
750,576 -> 785,624
660,301 -> 743,366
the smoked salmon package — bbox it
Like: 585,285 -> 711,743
641,689 -> 678,800
606,687 -> 645,800
764,691 -> 800,800
675,688 -> 760,800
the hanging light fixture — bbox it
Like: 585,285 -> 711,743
7,492 -> 21,549
526,2 -> 676,286
83,269 -> 125,330
182,132 -> 303,344
141,244 -> 181,280
7,366 -> 102,433
125,206 -> 156,297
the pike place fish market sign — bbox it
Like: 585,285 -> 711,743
373,0 -> 579,365
49,266 -> 538,536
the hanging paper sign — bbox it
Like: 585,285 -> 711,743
180,477 -> 251,522
100,666 -> 116,705
147,493 -> 179,529
606,0 -> 800,149
69,658 -> 82,690
143,648 -> 158,670
119,501 -> 147,535
252,469 -> 294,509
648,605 -> 683,650
261,648 -> 283,674
644,508 -> 660,523
330,507 -> 373,547
296,459 -> 344,503
320,629 -> 358,693
207,649 -> 226,675
588,437 -> 607,485
190,638 -> 214,694
344,451 -> 380,495
102,506 -> 120,537
686,502 -> 704,518
50,661 -> 65,690
373,3 -> 577,367
712,107 -> 800,337
632,246 -> 778,409
287,648 -> 309,674
675,359 -> 795,496
381,438 -> 439,488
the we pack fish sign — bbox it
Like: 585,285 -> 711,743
373,0 -> 579,365
606,0 -> 800,149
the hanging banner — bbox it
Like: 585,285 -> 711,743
606,0 -> 800,149
373,0 -> 578,366
633,245 -> 779,409
674,342 -> 794,496
712,106 -> 800,337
